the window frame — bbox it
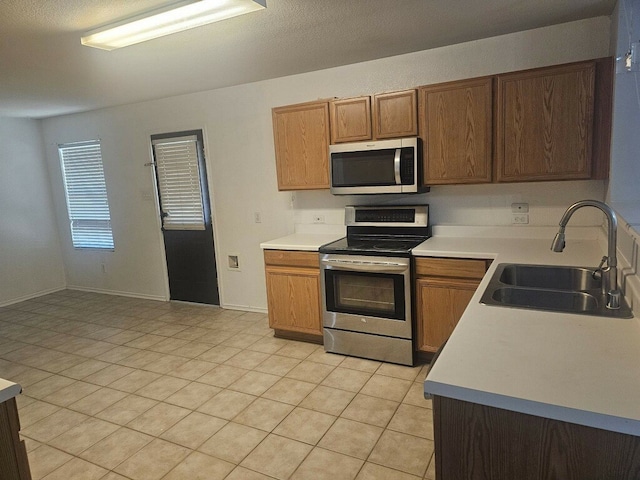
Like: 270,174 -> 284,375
150,130 -> 211,231
58,140 -> 115,250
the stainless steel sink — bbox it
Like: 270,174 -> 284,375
491,287 -> 598,313
499,264 -> 601,291
481,263 -> 633,318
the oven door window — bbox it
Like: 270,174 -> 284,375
324,270 -> 405,320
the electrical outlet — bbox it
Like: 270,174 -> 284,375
313,215 -> 325,224
512,214 -> 529,224
254,211 -> 262,223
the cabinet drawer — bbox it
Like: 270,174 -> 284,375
264,250 -> 320,268
415,257 -> 488,279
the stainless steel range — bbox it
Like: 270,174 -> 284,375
319,205 -> 429,366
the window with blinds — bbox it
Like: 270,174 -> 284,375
58,141 -> 114,249
152,135 -> 206,230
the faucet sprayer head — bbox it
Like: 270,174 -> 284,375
551,231 -> 565,252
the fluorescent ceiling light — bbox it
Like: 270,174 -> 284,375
81,0 -> 266,51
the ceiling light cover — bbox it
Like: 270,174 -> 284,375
81,0 -> 266,51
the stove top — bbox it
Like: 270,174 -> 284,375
319,205 -> 430,257
319,234 -> 429,257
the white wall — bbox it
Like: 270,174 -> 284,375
0,117 -> 65,306
605,0 -> 640,313
40,16 -> 612,311
609,0 -> 640,222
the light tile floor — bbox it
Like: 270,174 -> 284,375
0,290 -> 436,480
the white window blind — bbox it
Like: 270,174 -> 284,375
58,141 -> 114,249
152,135 -> 205,231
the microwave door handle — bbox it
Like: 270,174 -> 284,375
394,148 -> 402,185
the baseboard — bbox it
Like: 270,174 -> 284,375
0,285 -> 67,308
66,285 -> 167,302
221,303 -> 268,314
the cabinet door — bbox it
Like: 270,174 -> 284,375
272,101 -> 330,190
0,398 -> 32,480
265,265 -> 322,335
419,77 -> 493,185
496,61 -> 595,182
373,90 -> 418,139
330,96 -> 372,143
416,277 -> 479,353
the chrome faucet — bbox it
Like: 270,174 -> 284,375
551,200 -> 620,309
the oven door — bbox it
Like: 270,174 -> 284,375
320,254 -> 412,339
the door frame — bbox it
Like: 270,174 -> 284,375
146,126 -> 225,306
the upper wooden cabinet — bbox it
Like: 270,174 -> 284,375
272,101 -> 330,190
373,90 -> 418,139
330,96 -> 372,143
495,61 -> 596,182
418,77 -> 493,185
330,89 -> 417,143
271,58 -> 612,190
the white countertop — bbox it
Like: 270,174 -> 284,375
420,226 -> 640,436
260,232 -> 345,251
0,378 -> 21,403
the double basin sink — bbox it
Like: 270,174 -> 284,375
481,264 -> 633,318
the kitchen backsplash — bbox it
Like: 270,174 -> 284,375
293,179 -> 608,228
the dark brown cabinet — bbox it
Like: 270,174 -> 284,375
0,397 -> 32,480
433,395 -> 640,480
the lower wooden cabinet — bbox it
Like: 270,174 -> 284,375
433,395 -> 640,480
415,257 -> 489,353
264,250 -> 323,341
0,397 -> 32,480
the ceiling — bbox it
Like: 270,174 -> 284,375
1,0 -> 616,119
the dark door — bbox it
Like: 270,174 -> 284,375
151,130 -> 219,305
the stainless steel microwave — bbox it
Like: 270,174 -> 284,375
329,137 -> 424,195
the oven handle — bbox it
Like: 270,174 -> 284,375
393,148 -> 402,185
321,258 -> 408,273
